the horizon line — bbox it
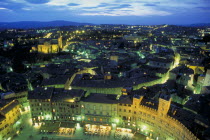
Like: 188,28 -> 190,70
0,20 -> 210,26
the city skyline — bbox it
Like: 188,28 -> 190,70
1,12 -> 210,140
1,1 -> 210,140
1,0 -> 210,25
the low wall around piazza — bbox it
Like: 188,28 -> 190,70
117,105 -> 198,140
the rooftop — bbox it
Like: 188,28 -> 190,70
0,100 -> 19,115
140,98 -> 158,110
71,74 -> 160,88
28,87 -> 85,101
28,87 -> 54,99
52,89 -> 84,102
41,75 -> 70,86
149,57 -> 173,63
170,65 -> 194,74
82,93 -> 119,104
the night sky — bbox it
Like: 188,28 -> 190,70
1,0 -> 210,25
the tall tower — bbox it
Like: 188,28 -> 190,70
58,34 -> 63,49
158,94 -> 171,117
133,95 -> 144,106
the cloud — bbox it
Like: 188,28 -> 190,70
97,3 -> 117,7
22,7 -> 31,10
81,8 -> 171,16
144,3 -> 157,7
1,0 -> 209,21
83,7 -> 97,9
2,2 -> 24,11
24,0 -> 50,4
0,7 -> 12,11
0,7 -> 8,10
109,4 -> 131,9
45,0 -> 172,17
68,3 -> 80,6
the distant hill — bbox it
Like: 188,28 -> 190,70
0,20 -> 93,29
183,23 -> 210,27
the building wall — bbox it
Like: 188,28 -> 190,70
37,43 -> 59,54
51,45 -> 59,53
0,100 -> 22,140
52,101 -> 80,121
203,69 -> 210,86
81,102 -> 117,124
116,97 -> 198,140
58,36 -> 63,49
30,99 -> 52,124
28,96 -> 198,140
176,73 -> 194,90
29,99 -> 80,125
148,61 -> 173,69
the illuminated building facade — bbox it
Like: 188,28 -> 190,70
0,100 -> 22,140
28,87 -> 84,125
117,94 -> 198,140
28,87 -> 200,140
81,93 -> 119,124
37,36 -> 63,54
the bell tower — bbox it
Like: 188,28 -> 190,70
58,33 -> 63,49
158,94 -> 171,117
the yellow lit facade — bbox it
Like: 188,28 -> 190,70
0,100 -> 22,140
29,99 -> 81,124
38,42 -> 59,54
117,96 -> 198,140
29,99 -> 53,124
28,92 -> 199,140
81,102 -> 118,124
37,36 -> 62,54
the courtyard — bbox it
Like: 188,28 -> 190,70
13,112 -> 146,140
